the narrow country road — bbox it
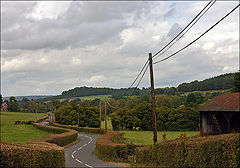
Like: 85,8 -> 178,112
65,133 -> 120,168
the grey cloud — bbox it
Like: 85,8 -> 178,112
167,23 -> 182,39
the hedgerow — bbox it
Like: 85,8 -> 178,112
0,142 -> 64,168
32,123 -> 78,147
0,113 -> 78,168
95,130 -> 128,162
136,133 -> 240,167
51,122 -> 104,134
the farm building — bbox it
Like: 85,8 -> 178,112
0,103 -> 8,111
199,92 -> 240,135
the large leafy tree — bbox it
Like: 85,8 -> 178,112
8,96 -> 19,112
231,72 -> 240,92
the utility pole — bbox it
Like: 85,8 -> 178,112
78,110 -> 79,127
104,99 -> 107,134
35,108 -> 37,120
149,53 -> 157,144
99,102 -> 102,129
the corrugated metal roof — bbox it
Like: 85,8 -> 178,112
199,93 -> 240,112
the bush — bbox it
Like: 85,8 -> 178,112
95,130 -> 128,161
136,133 -> 240,167
51,122 -> 104,135
0,142 -> 65,168
32,123 -> 78,147
0,113 -> 78,168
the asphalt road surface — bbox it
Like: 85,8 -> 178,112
65,133 -> 120,168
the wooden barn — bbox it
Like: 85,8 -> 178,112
199,92 -> 240,135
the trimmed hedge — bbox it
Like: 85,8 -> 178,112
32,123 -> 78,147
51,122 -> 104,135
136,133 -> 240,167
0,113 -> 78,168
0,142 -> 64,168
95,130 -> 128,161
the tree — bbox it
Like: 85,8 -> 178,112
231,72 -> 240,92
0,94 -> 2,107
8,96 -> 19,112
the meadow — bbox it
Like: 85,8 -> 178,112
120,130 -> 199,146
0,111 -> 54,143
78,94 -> 111,100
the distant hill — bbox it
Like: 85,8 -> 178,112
3,95 -> 53,101
177,73 -> 234,92
17,72 -> 235,101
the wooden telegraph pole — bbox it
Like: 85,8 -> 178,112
104,99 -> 107,134
149,53 -> 157,144
99,102 -> 102,129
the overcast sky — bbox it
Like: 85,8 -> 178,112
1,1 -> 239,97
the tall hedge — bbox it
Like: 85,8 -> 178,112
51,122 -> 104,134
0,142 -> 65,168
136,133 -> 240,167
32,123 -> 78,147
0,114 -> 78,168
95,130 -> 128,161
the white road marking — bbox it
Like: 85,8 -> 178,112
85,163 -> 93,168
75,159 -> 82,163
71,134 -> 94,167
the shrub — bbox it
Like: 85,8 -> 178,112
51,122 -> 104,135
136,133 -> 240,167
95,130 -> 128,161
32,123 -> 78,147
0,142 -> 65,168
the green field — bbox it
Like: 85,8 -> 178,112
101,116 -> 113,130
120,131 -> 199,146
181,90 -> 228,96
0,112 -> 54,143
78,94 -> 111,100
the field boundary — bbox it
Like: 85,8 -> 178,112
135,133 -> 240,167
0,113 -> 78,168
51,122 -> 105,135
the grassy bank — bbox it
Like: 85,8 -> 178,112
0,112 -> 54,143
120,131 -> 199,146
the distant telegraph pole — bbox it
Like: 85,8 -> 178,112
104,99 -> 107,134
99,102 -> 102,129
149,53 -> 157,144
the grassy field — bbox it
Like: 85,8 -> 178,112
78,94 -> 111,100
101,116 -> 113,130
0,112 -> 54,143
180,90 -> 228,96
120,131 -> 199,146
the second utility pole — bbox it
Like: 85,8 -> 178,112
149,53 -> 157,144
104,99 -> 107,134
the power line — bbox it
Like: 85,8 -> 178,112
130,62 -> 149,96
154,4 -> 240,65
106,99 -> 118,109
153,0 -> 216,61
119,59 -> 149,98
152,0 -> 215,58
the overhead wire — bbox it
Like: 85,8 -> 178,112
119,59 -> 149,98
152,0 -> 215,58
153,4 -> 240,65
153,0 -> 216,61
130,62 -> 149,96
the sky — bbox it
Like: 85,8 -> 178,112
1,1 -> 239,97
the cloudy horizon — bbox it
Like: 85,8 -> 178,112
1,1 -> 239,97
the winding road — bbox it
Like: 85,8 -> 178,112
65,133 -> 119,168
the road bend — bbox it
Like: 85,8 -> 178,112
65,133 -> 119,168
